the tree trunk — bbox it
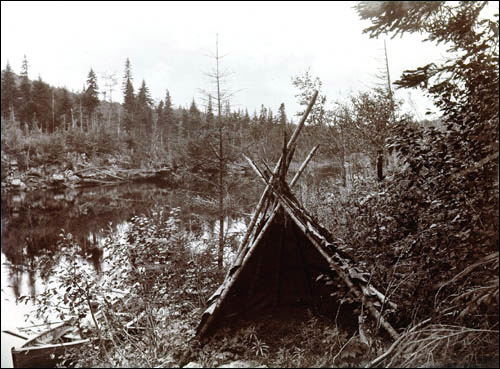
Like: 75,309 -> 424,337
377,150 -> 384,181
215,34 -> 225,274
217,118 -> 225,273
341,134 -> 347,187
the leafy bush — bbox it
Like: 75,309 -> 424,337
1,119 -> 67,168
19,205 -> 222,367
37,132 -> 67,163
1,118 -> 24,154
65,130 -> 94,156
307,116 -> 498,366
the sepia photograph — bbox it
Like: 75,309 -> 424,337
1,1 -> 498,367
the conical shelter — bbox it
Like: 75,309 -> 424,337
197,92 -> 399,341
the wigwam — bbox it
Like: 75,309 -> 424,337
197,91 -> 399,342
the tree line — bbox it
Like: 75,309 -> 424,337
2,55 -> 319,170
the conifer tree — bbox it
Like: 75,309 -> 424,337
189,98 -> 201,132
267,108 -> 274,126
18,55 -> 32,129
243,108 -> 250,126
56,88 -> 73,130
258,105 -> 267,126
201,34 -> 237,273
137,79 -> 152,107
1,61 -> 18,120
181,108 -> 189,139
122,58 -> 135,134
83,68 -> 100,129
31,76 -> 51,132
206,94 -> 214,126
163,90 -> 173,126
156,100 -> 164,122
354,1 -> 499,338
162,90 -> 174,145
278,103 -> 287,127
136,79 -> 153,137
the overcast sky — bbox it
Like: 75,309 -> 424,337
1,1 -> 472,121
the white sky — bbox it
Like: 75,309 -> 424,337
0,1 -> 473,121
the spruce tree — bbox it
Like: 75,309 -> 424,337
122,58 -> 135,134
189,98 -> 201,132
181,108 -> 189,139
243,108 -> 250,126
136,79 -> 153,136
137,79 -> 152,107
278,103 -> 287,126
57,88 -> 73,130
354,1 -> 499,336
156,100 -> 164,124
267,108 -> 274,126
206,94 -> 214,126
18,55 -> 32,128
163,90 -> 174,137
258,104 -> 267,125
31,76 -> 51,132
1,61 -> 18,120
83,68 -> 100,127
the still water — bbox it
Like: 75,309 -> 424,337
1,182 -> 257,367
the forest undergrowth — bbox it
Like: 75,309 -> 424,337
31,204 -> 380,368
305,170 -> 498,368
38,204 -> 397,368
33,167 -> 497,368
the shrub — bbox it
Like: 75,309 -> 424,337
20,205 -> 221,367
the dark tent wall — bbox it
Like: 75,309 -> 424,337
206,210 -> 339,333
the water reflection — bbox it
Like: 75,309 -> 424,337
1,181 -> 259,299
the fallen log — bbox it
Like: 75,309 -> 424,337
81,178 -> 120,185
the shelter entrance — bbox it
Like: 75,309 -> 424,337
223,210 -> 334,312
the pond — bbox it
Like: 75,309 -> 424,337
1,181 -> 259,367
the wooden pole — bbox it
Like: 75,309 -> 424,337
285,145 -> 296,175
238,146 -> 319,262
234,91 -> 318,257
285,90 -> 318,152
289,144 -> 319,187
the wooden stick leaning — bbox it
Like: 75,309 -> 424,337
238,143 -> 319,264
289,144 -> 319,187
233,91 -> 318,259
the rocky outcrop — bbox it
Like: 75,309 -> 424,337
1,152 -> 176,194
